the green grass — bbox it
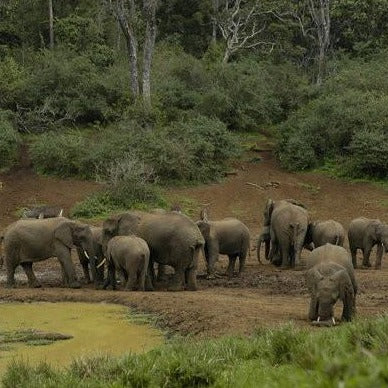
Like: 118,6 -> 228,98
4,316 -> 388,387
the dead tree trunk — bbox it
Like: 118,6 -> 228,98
48,0 -> 54,49
309,0 -> 331,85
142,0 -> 157,109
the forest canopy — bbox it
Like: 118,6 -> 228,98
0,0 -> 387,213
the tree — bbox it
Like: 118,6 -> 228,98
48,0 -> 54,49
103,0 -> 158,108
215,0 -> 275,63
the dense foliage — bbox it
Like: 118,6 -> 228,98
4,316 -> 388,387
0,0 -> 387,211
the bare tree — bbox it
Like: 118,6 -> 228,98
103,0 -> 158,108
48,0 -> 54,49
308,0 -> 331,85
216,0 -> 275,63
103,0 -> 140,97
142,0 -> 157,109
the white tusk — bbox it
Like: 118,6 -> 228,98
332,317 -> 336,325
317,317 -> 320,322
59,209 -> 63,217
97,258 -> 106,269
83,250 -> 90,260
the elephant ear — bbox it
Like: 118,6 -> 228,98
306,267 -> 324,293
54,222 -> 74,249
103,215 -> 121,236
263,199 -> 274,226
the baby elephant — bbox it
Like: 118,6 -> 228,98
104,236 -> 150,291
23,205 -> 63,219
196,210 -> 250,278
306,244 -> 357,326
348,217 -> 388,269
305,220 -> 345,250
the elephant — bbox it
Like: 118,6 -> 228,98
102,210 -> 204,291
306,244 -> 357,325
256,225 -> 271,263
22,205 -> 63,219
76,226 -> 104,286
348,217 -> 388,269
104,235 -> 150,291
263,199 -> 309,268
196,210 -> 250,278
305,220 -> 345,250
2,217 -> 96,288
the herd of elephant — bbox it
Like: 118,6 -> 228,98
0,200 -> 387,326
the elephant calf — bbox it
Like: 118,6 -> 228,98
348,217 -> 388,269
306,244 -> 357,325
197,212 -> 250,278
104,236 -> 150,291
22,205 -> 63,219
305,220 -> 345,250
256,225 -> 271,263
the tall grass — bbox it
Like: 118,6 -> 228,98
4,316 -> 388,387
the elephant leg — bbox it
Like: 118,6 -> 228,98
185,266 -> 197,291
103,262 -> 116,290
60,261 -> 69,287
56,246 -> 80,289
280,245 -> 290,268
138,267 -> 147,291
168,267 -> 185,291
375,243 -> 383,269
238,251 -> 247,275
21,262 -> 41,288
81,259 -> 91,284
350,247 -> 357,268
226,255 -> 237,278
145,263 -> 154,291
156,264 -> 167,282
5,260 -> 17,288
308,296 -> 318,321
362,245 -> 373,267
125,272 -> 137,291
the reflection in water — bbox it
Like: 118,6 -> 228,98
0,302 -> 163,372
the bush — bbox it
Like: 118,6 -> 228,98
277,54 -> 388,177
0,110 -> 21,169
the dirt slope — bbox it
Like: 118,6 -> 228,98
0,147 -> 387,338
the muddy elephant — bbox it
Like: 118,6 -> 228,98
104,235 -> 150,291
2,218 -> 96,288
263,199 -> 309,268
76,226 -> 104,286
22,205 -> 63,219
305,220 -> 345,250
196,211 -> 250,278
102,211 -> 204,291
348,217 -> 388,269
256,225 -> 271,263
306,244 -> 357,325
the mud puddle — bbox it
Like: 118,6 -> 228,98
0,302 -> 163,372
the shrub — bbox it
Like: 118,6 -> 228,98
0,110 -> 21,169
29,131 -> 87,177
277,54 -> 388,177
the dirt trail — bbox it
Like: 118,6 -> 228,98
0,145 -> 387,338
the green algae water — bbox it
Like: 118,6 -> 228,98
0,302 -> 163,373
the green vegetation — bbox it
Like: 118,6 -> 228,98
4,316 -> 388,387
0,110 -> 20,170
0,0 -> 387,215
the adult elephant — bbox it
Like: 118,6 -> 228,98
348,217 -> 388,269
2,218 -> 96,288
102,211 -> 204,291
305,220 -> 345,250
306,244 -> 357,325
263,199 -> 309,268
76,226 -> 104,286
196,210 -> 250,278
